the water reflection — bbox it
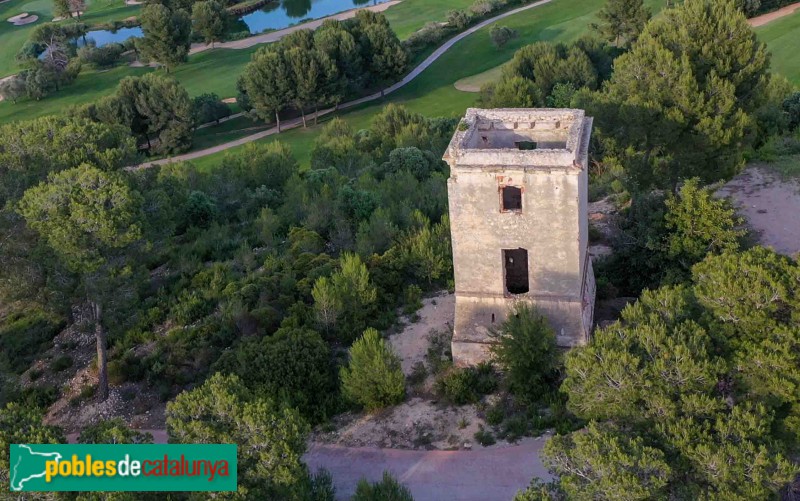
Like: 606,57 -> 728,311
76,27 -> 143,48
74,0 -> 389,47
241,0 -> 388,34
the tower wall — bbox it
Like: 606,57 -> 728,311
444,108 -> 595,366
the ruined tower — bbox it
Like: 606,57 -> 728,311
443,108 -> 596,366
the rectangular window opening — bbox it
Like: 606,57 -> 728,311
501,186 -> 522,212
504,248 -> 529,295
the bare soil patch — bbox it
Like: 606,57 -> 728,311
716,165 -> 800,257
312,293 -> 524,451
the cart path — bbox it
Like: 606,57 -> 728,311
304,438 -> 551,501
130,0 -> 554,169
66,429 -> 551,500
748,2 -> 800,27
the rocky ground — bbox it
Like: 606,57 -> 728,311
20,305 -> 166,433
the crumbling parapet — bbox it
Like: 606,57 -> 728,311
444,108 -> 595,367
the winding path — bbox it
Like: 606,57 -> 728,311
132,0 -> 553,169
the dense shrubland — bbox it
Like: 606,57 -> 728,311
0,101 -> 454,496
0,101 -> 455,414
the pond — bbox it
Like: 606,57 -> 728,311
77,27 -> 144,48
74,0 -> 391,47
240,0 -> 390,34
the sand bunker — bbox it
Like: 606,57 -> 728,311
7,13 -> 39,25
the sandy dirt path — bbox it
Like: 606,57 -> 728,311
716,166 -> 800,257
305,438 -> 551,501
188,1 -> 402,55
748,2 -> 800,27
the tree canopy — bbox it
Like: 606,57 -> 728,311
138,3 -> 192,71
546,247 -> 800,498
581,0 -> 770,189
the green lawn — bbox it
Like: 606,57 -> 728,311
189,0 -> 612,170
0,0 -> 141,77
0,0 -> 615,124
0,0 -> 469,123
192,114 -> 271,151
756,10 -> 800,85
0,46 -> 257,123
382,0 -> 474,39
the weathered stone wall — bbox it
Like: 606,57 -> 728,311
447,168 -> 583,297
444,108 -> 595,367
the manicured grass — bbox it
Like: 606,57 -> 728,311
0,46 -> 257,123
192,114 -> 271,151
0,0 -> 141,77
756,10 -> 800,85
382,0 -> 474,39
0,0 -> 603,124
453,65 -> 503,92
188,0 -> 611,170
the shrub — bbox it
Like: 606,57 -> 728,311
193,93 -> 231,125
485,402 -> 505,426
182,191 -> 217,230
501,415 -> 529,442
408,361 -> 428,388
474,425 -> 496,446
308,468 -> 336,501
353,471 -> 414,501
213,327 -> 339,423
435,362 -> 498,405
402,285 -> 423,315
447,10 -> 470,30
470,0 -> 502,16
78,418 -> 153,444
785,92 -> 800,131
425,328 -> 452,375
0,309 -> 65,374
490,25 -> 518,49
170,290 -> 214,325
9,386 -> 59,409
78,43 -> 125,69
340,328 -> 405,411
51,355 -> 74,373
404,22 -> 452,54
70,385 -> 96,406
491,304 -> 560,403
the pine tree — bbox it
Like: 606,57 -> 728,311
17,165 -> 143,401
241,47 -> 294,131
592,0 -> 651,48
192,0 -> 227,47
340,328 -> 405,411
138,3 -> 191,72
581,0 -> 769,189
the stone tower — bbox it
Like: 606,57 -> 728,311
443,108 -> 596,366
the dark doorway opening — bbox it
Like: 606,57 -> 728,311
501,186 -> 522,212
504,248 -> 529,294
